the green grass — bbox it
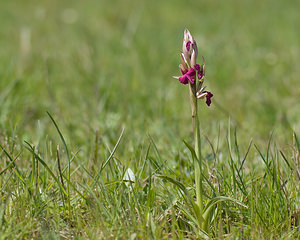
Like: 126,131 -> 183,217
0,0 -> 300,239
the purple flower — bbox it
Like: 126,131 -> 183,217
205,91 -> 213,106
178,68 -> 196,84
194,64 -> 204,80
196,90 -> 213,106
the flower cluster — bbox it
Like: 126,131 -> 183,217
174,29 -> 213,106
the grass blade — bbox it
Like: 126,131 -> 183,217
0,144 -> 25,185
92,127 -> 125,187
24,141 -> 68,196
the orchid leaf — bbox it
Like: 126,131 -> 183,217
156,175 -> 204,224
202,196 -> 247,231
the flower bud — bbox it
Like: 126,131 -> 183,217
182,29 -> 198,66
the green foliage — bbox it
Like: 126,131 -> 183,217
0,0 -> 299,239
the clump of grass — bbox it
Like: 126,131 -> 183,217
1,113 -> 299,239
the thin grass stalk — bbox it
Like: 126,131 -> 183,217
35,155 -> 39,196
47,112 -> 71,215
31,148 -> 35,188
57,145 -> 66,192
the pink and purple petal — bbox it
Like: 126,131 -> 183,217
205,91 -> 213,106
179,75 -> 189,84
194,64 -> 203,79
178,68 -> 196,85
186,68 -> 196,84
186,75 -> 195,84
194,64 -> 200,71
179,64 -> 188,75
186,41 -> 191,51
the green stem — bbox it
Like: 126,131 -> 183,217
189,84 -> 203,218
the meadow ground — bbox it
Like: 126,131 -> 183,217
0,0 -> 299,239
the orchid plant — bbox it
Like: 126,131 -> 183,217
174,29 -> 213,107
170,29 -> 245,236
174,29 -> 213,217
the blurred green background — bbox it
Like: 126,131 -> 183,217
1,0 -> 299,150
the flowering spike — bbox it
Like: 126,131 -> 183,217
174,29 -> 213,106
